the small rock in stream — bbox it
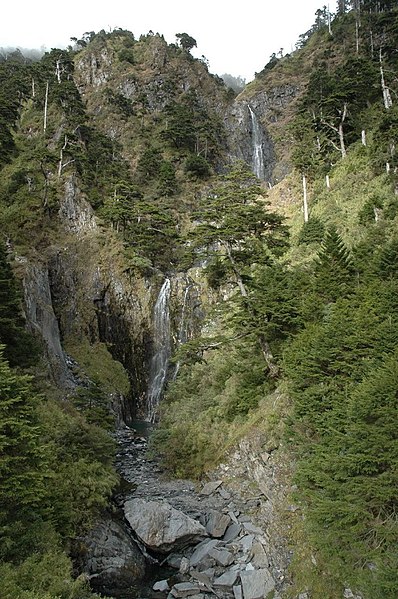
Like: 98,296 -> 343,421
153,579 -> 170,592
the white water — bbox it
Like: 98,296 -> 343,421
173,282 -> 193,380
248,105 -> 265,180
146,278 -> 171,423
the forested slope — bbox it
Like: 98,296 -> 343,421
154,3 -> 398,597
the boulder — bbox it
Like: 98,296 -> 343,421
77,517 -> 145,594
124,498 -> 207,553
251,542 -> 269,568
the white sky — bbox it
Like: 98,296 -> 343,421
1,0 -> 325,82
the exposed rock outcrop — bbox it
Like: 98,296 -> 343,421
77,516 -> 146,594
124,498 -> 208,553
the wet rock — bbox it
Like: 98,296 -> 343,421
240,569 -> 275,599
124,498 -> 207,553
205,510 -> 231,538
77,517 -> 145,594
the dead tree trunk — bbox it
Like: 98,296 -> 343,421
321,103 -> 348,159
302,174 -> 309,222
380,49 -> 393,109
43,81 -> 49,133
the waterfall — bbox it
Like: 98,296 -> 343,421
248,105 -> 265,180
173,282 -> 193,381
146,278 -> 171,423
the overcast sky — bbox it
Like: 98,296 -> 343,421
1,0 -> 326,81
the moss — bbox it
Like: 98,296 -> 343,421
65,339 -> 130,396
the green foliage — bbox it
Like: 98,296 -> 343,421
314,226 -> 355,302
297,217 -> 325,245
118,47 -> 135,64
184,153 -> 211,178
0,350 -> 48,561
158,160 -> 177,196
105,89 -> 134,118
135,147 -> 163,181
283,274 -> 398,594
153,339 -> 269,477
0,243 -> 39,366
175,33 -> 197,52
0,550 -> 98,598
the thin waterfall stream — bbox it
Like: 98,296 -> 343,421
146,278 -> 171,422
248,105 -> 265,180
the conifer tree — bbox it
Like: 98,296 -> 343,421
0,349 -> 48,560
0,243 -> 37,367
315,226 -> 355,301
191,161 -> 288,375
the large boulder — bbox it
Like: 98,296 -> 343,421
76,516 -> 146,594
124,498 -> 207,553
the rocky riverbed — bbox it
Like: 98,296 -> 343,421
78,424 -> 292,599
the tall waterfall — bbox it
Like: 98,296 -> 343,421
173,281 -> 193,381
248,105 -> 265,180
146,278 -> 171,423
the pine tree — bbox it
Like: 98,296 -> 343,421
0,243 -> 38,367
0,349 -> 48,560
315,226 -> 355,301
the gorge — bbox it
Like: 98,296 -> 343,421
1,5 -> 398,599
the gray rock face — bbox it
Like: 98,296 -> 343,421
124,498 -> 207,553
78,517 -> 146,594
205,510 -> 231,537
240,569 -> 275,599
170,582 -> 202,597
189,539 -> 220,567
23,262 -> 75,389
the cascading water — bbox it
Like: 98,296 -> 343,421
146,278 -> 171,423
173,281 -> 193,380
248,105 -> 265,180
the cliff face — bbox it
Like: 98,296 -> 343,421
4,29 -> 309,420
